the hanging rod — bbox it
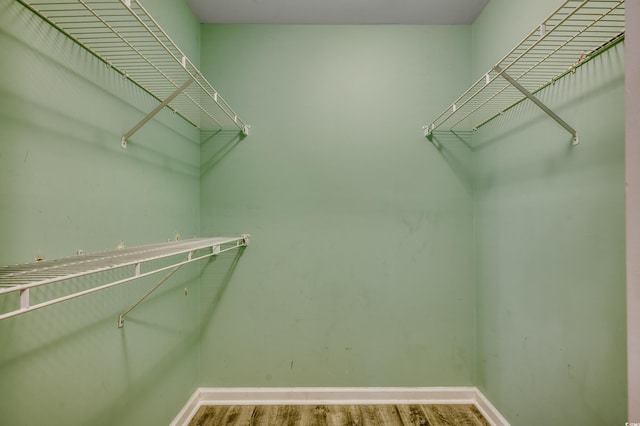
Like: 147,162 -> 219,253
423,0 -> 625,143
0,235 -> 250,322
18,0 -> 250,147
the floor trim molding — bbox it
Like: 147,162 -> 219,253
170,387 -> 509,426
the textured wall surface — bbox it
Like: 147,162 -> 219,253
626,0 -> 640,421
0,0 -> 629,424
0,0 -> 203,424
472,0 -> 627,424
198,24 -> 476,388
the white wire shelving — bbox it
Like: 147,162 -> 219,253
424,0 -> 625,145
0,236 -> 249,325
18,0 -> 249,148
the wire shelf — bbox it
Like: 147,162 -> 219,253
0,236 -> 249,321
19,0 -> 249,142
424,0 -> 625,137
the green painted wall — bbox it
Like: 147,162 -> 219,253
198,25 -> 476,387
1,0 -> 628,423
471,0 -> 559,77
0,0 -> 202,424
472,0 -> 627,424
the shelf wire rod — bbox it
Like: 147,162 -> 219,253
446,82 -> 514,130
79,1 -> 224,131
0,238 -> 246,291
18,0 -> 248,135
496,65 -> 578,144
72,0 -> 185,96
88,2 -> 243,131
430,4 -> 570,131
116,239 -> 247,328
122,75 -> 196,147
471,41 -> 620,131
189,75 -> 245,130
474,2 -> 587,106
511,2 -> 625,75
0,238 -> 248,321
427,0 -> 597,132
114,0 -> 186,68
0,248 -> 213,321
111,1 -> 234,129
450,86 -> 537,131
443,2 -> 623,131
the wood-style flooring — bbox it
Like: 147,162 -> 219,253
188,404 -> 490,425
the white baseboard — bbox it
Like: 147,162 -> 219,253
170,388 -> 202,426
472,388 -> 510,426
170,387 -> 509,426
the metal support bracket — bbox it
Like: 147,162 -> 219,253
20,288 -> 29,311
116,236 -> 249,328
1,237 -> 249,322
117,264 -> 182,328
121,76 -> 196,149
494,65 -> 579,145
423,123 -> 435,138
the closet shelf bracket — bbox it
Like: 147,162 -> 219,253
117,233 -> 249,327
423,0 -> 624,143
494,65 -> 579,146
117,264 -> 183,327
18,0 -> 250,146
121,76 -> 196,149
0,236 -> 249,322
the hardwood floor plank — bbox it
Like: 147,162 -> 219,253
394,404 -> 416,425
246,405 -> 270,426
447,404 -> 491,426
468,404 -> 491,426
375,405 -> 405,425
325,405 -> 347,426
343,405 -> 362,426
257,405 -> 281,426
274,404 -> 303,425
220,405 -> 246,425
298,405 -> 329,426
189,404 -> 491,426
189,405 -> 230,426
359,404 -> 386,425
421,405 -> 444,425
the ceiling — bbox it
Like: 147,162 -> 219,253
186,0 -> 490,25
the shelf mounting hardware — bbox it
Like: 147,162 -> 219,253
116,236 -> 249,326
117,264 -> 183,327
494,65 -> 579,145
121,76 -> 196,149
18,0 -> 250,148
423,0 -> 624,143
0,236 -> 249,322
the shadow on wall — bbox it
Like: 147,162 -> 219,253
471,47 -> 624,153
426,43 -> 624,197
0,88 -> 199,178
0,249 -> 245,425
429,72 -> 623,158
427,130 -> 474,194
85,250 -> 246,425
1,1 -> 200,174
1,0 -> 198,141
199,247 -> 246,335
425,41 -> 624,162
200,130 -> 247,176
